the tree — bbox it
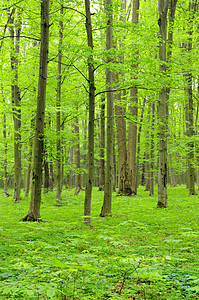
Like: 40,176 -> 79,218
100,0 -> 114,217
157,0 -> 169,208
21,0 -> 49,221
127,0 -> 139,195
10,9 -> 22,203
99,96 -> 105,191
84,0 -> 95,223
56,4 -> 63,202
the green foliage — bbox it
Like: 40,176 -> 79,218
0,186 -> 199,299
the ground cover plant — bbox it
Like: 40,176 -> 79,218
0,185 -> 199,299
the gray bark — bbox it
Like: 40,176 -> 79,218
10,11 -> 22,202
56,4 -> 63,202
84,0 -> 95,223
21,0 -> 49,221
100,0 -> 113,217
157,0 -> 169,208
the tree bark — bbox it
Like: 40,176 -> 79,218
149,101 -> 155,196
99,97 -> 105,191
10,10 -> 22,202
84,0 -> 95,223
185,0 -> 197,195
100,0 -> 113,217
127,0 -> 139,195
56,4 -> 63,202
21,0 -> 49,222
24,119 -> 34,197
157,0 -> 169,208
74,116 -> 82,195
136,98 -> 146,191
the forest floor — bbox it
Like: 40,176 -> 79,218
0,185 -> 199,299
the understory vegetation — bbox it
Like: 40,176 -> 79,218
0,185 -> 199,299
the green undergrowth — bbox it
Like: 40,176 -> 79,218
0,185 -> 199,299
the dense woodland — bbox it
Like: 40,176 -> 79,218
1,1 -> 199,299
0,0 -> 199,221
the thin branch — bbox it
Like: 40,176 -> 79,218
0,35 -> 40,41
63,6 -> 86,18
0,8 -> 15,52
95,84 -> 157,97
118,260 -> 143,295
2,0 -> 24,10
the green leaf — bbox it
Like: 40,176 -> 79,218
47,288 -> 56,298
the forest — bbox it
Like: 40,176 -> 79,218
0,0 -> 199,299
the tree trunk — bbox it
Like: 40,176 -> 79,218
127,0 -> 139,195
84,0 -> 95,224
157,0 -> 169,208
56,4 -> 63,202
149,101 -> 155,196
49,162 -> 54,190
136,98 -> 146,191
44,150 -> 50,193
185,0 -> 197,195
115,89 -> 132,195
69,145 -> 73,189
74,116 -> 82,196
1,87 -> 8,193
24,129 -> 33,197
100,0 -> 113,217
21,0 -> 49,222
10,11 -> 22,202
99,97 -> 105,191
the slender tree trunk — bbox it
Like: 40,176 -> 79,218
1,86 -> 8,193
56,4 -> 63,202
44,149 -> 50,193
127,0 -> 139,195
69,145 -> 73,189
74,116 -> 82,195
49,162 -> 54,190
3,112 -> 8,193
84,0 -> 95,223
136,98 -> 146,191
99,97 -> 105,191
185,0 -> 197,195
21,0 -> 49,221
115,89 -> 132,195
149,101 -> 155,196
157,0 -> 169,208
100,0 -> 113,217
24,125 -> 33,197
10,11 -> 22,202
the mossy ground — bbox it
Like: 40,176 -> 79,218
0,185 -> 199,299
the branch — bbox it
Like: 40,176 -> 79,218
118,260 -> 143,295
0,35 -> 40,41
63,6 -> 86,18
95,84 -> 157,97
2,0 -> 24,10
0,7 -> 15,52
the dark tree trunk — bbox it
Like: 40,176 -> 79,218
56,4 -> 63,202
127,0 -> 139,195
84,0 -> 95,224
74,116 -> 82,196
21,0 -> 49,222
136,98 -> 146,191
10,11 -> 22,203
99,97 -> 105,191
100,0 -> 113,217
149,101 -> 155,196
157,0 -> 169,208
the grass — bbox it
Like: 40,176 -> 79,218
0,185 -> 199,299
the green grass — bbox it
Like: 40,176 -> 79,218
0,185 -> 199,299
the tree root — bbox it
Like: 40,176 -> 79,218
20,214 -> 42,222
